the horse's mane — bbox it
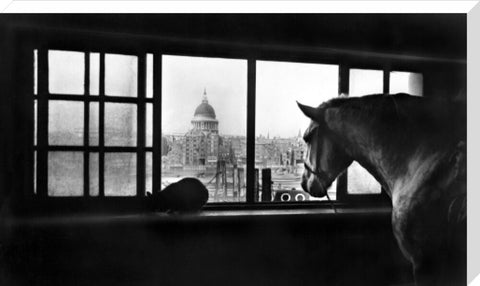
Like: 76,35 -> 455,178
321,93 -> 465,151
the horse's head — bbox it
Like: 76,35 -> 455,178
297,102 -> 353,198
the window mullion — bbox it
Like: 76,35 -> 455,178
99,53 -> 105,197
37,48 -> 49,198
84,52 -> 90,197
152,53 -> 162,194
137,53 -> 146,197
246,59 -> 256,203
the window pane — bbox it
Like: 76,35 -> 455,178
348,161 -> 381,194
105,54 -> 138,97
89,153 -> 99,196
34,99 -> 37,146
105,153 -> 136,196
146,53 -> 153,98
146,152 -> 152,194
256,61 -> 339,202
90,53 -> 100,96
146,103 -> 153,147
89,102 -> 99,146
348,69 -> 383,194
49,100 -> 84,146
34,49 -> 38,95
349,69 -> 383,97
48,151 -> 83,196
48,50 -> 85,95
162,55 -> 247,203
389,71 -> 423,96
105,103 -> 137,146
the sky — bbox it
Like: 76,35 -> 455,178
162,56 -> 340,138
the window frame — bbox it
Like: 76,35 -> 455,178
15,26 -> 443,213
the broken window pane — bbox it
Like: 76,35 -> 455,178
48,151 -> 83,196
49,100 -> 84,146
348,68 -> 383,194
105,54 -> 138,97
390,71 -> 423,96
48,50 -> 85,95
105,153 -> 136,196
161,55 -> 247,203
256,60 -> 339,202
104,103 -> 137,146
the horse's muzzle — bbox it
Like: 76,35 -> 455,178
301,172 -> 327,198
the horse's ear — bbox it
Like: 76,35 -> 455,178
297,102 -> 323,121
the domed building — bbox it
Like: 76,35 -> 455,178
191,89 -> 219,133
184,89 -> 220,167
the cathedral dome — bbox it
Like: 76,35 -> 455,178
193,89 -> 216,120
194,101 -> 216,119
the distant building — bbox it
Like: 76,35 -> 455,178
184,89 -> 220,167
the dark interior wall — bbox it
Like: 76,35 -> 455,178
0,14 -> 466,286
1,212 -> 413,286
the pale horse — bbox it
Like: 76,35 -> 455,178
298,93 -> 466,286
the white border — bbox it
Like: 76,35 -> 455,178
0,1 -> 478,14
1,0 -> 479,284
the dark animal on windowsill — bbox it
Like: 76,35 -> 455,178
147,178 -> 209,213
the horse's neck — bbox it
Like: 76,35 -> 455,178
329,114 -> 445,198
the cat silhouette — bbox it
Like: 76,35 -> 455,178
147,177 -> 209,213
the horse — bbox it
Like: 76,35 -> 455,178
297,93 -> 466,286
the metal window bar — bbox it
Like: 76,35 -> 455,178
84,52 -> 90,197
137,53 -> 146,197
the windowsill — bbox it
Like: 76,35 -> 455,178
1,204 -> 392,228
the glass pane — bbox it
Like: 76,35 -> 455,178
48,151 -> 83,196
348,68 -> 383,194
146,103 -> 153,147
89,102 -> 99,146
146,152 -> 152,194
49,100 -> 84,145
34,99 -> 37,146
146,53 -> 153,98
256,60 -> 339,202
105,153 -> 136,196
90,53 -> 100,96
89,153 -> 99,196
349,69 -> 383,97
105,54 -> 138,97
48,50 -> 85,95
34,49 -> 38,95
162,55 -> 247,203
389,71 -> 423,96
348,161 -> 381,194
105,103 -> 137,146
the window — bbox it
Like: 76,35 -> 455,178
389,71 -> 423,96
30,37 -> 423,207
161,55 -> 247,203
255,60 -> 339,202
34,49 -> 153,197
347,69 -> 384,195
